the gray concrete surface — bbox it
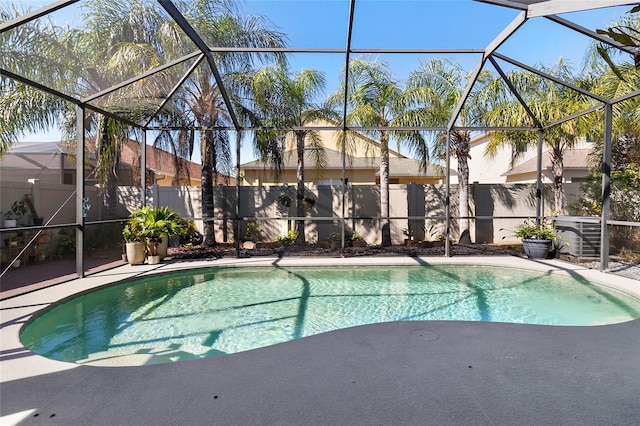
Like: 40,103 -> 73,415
2,257 -> 639,425
3,319 -> 640,425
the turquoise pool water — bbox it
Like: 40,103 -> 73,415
21,265 -> 640,365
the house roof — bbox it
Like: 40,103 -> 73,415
502,149 -> 591,176
380,157 -> 456,177
120,139 -> 203,181
0,141 -> 75,170
241,148 -> 452,177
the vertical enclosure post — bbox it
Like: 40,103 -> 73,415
340,130 -> 347,255
235,131 -> 241,257
445,130 -> 451,257
535,129 -> 543,223
141,129 -> 147,207
600,103 -> 612,271
75,105 -> 85,278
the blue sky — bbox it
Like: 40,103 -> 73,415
6,0 -> 633,163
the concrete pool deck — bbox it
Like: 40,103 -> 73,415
1,256 -> 639,425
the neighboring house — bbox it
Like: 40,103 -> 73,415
240,122 -> 450,186
451,132 -> 593,184
119,139 -> 207,187
0,140 -> 217,187
0,141 -> 82,185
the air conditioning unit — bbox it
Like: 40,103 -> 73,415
554,216 -> 601,258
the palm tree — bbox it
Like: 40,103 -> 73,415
153,0 -> 287,246
594,5 -> 640,78
405,59 -> 483,243
252,65 -> 329,245
1,1 -> 170,218
0,5 -> 75,156
481,59 -> 593,213
328,58 -> 429,246
3,0 -> 286,232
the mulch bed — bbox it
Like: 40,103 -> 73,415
169,242 -> 525,260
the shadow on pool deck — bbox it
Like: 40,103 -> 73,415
2,318 -> 639,425
0,250 -> 124,300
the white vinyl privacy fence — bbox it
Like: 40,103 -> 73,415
113,182 -> 583,245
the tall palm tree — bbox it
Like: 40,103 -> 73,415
0,5 -> 76,156
3,0 -> 286,231
1,1 -> 170,218
481,59 -> 593,213
153,0 -> 287,246
328,58 -> 429,246
252,65 -> 329,245
405,59 -> 484,243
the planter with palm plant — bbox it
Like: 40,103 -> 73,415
129,206 -> 185,260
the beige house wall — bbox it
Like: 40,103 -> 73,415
283,124 -> 405,159
243,167 -> 444,186
242,121 -> 413,186
451,133 -> 594,184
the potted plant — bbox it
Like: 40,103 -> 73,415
129,206 -> 185,261
122,221 -> 146,265
145,233 -> 162,265
510,217 -> 558,259
3,201 -> 27,227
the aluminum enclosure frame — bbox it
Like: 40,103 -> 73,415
1,0 -> 638,276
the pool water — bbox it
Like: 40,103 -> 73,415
21,265 -> 640,365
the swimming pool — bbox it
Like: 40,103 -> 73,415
20,265 -> 640,365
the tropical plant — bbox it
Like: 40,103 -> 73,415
122,221 -> 144,243
129,206 -> 185,238
422,224 -> 444,242
149,0 -> 287,247
350,231 -> 365,242
177,219 -> 204,246
127,206 -> 186,255
328,58 -> 429,246
244,219 -> 263,242
594,5 -> 640,80
276,229 -> 298,246
3,201 -> 27,221
480,59 -> 592,213
0,5 -> 73,157
404,59 -> 484,243
253,65 -> 330,245
1,1 -> 171,219
509,218 -> 557,241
